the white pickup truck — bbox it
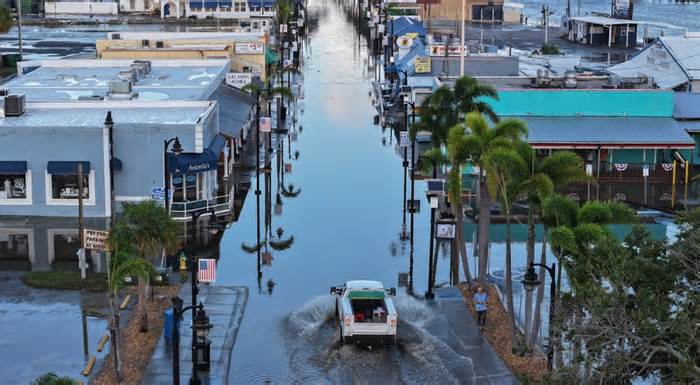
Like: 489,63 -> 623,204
330,280 -> 397,346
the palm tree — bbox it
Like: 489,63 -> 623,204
446,124 -> 473,284
515,143 -> 591,347
410,76 -> 498,150
539,197 -> 637,363
121,200 -> 178,332
483,144 -> 529,348
105,222 -> 155,382
463,112 -> 528,283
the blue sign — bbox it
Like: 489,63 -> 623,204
151,187 -> 172,202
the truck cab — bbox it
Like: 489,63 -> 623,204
330,280 -> 397,346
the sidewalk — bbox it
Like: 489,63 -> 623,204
140,284 -> 248,385
426,287 -> 519,385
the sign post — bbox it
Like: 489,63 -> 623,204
83,229 -> 109,251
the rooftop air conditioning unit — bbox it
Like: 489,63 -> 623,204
108,80 -> 132,94
133,60 -> 152,73
130,63 -> 147,78
112,33 -> 121,40
118,69 -> 137,82
0,88 -> 9,97
4,94 -> 26,117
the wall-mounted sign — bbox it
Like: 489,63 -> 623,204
414,56 -> 431,73
226,72 -> 253,89
235,42 -> 264,54
84,229 -> 109,251
397,35 -> 414,49
260,117 -> 272,132
428,44 -> 465,57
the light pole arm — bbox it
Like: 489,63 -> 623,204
530,262 -> 556,281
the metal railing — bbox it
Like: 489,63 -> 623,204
169,193 -> 233,221
596,162 -> 680,181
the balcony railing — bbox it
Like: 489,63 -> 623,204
596,162 -> 682,181
169,193 -> 233,221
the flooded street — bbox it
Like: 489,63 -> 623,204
215,1 -> 462,383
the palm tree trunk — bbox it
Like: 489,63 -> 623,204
529,227 -> 548,347
108,292 -> 123,382
477,171 -> 490,282
138,277 -> 148,333
524,206 -> 535,348
457,202 -> 471,283
505,210 -> 517,347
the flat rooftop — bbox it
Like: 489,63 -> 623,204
0,101 -> 214,128
106,31 -> 266,41
6,59 -> 230,102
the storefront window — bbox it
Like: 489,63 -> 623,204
0,173 -> 27,199
0,233 -> 30,259
172,174 -> 198,202
51,174 -> 89,200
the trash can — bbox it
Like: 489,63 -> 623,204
164,309 -> 175,340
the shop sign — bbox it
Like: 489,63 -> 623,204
414,57 -> 431,73
428,44 -> 464,57
436,223 -> 456,239
397,35 -> 414,48
235,42 -> 264,54
84,229 -> 109,251
226,72 -> 253,89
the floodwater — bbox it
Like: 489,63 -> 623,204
520,0 -> 700,31
216,1 -> 463,383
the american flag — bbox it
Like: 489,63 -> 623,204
198,259 -> 216,283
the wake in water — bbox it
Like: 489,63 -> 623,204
280,295 -> 475,385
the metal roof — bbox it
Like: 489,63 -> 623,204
211,84 -> 255,138
609,36 -> 700,89
673,93 -> 700,119
5,59 -> 229,102
569,16 -> 683,30
107,31 -> 265,41
677,121 -> 700,133
519,116 -> 695,148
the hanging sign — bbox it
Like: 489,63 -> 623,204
614,163 -> 628,172
260,117 -> 272,132
414,57 -> 431,73
226,72 -> 253,89
399,131 -> 409,147
83,229 -> 109,251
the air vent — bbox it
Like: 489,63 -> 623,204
108,80 -> 132,94
4,94 -> 26,117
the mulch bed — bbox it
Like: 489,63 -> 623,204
93,285 -> 181,385
459,283 -> 547,381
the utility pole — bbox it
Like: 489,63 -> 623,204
459,0 -> 465,77
77,162 -> 86,280
17,0 -> 23,59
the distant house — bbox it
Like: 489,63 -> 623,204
417,0 -> 504,22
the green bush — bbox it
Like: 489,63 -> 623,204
540,43 -> 560,55
31,373 -> 77,385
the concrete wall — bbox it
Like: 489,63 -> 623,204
44,1 -> 119,16
0,126 -> 108,218
96,38 -> 266,77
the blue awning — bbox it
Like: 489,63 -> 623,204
203,0 -> 218,7
219,0 -> 232,5
47,161 -> 91,175
0,161 -> 27,174
167,136 -> 224,175
111,158 -> 123,171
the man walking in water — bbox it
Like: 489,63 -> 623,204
474,286 -> 488,331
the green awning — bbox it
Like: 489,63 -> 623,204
265,48 -> 279,65
348,290 -> 385,300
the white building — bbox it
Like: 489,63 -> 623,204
161,0 -> 276,19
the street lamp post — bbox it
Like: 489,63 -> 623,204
252,77 -> 264,282
104,111 -> 115,224
522,262 -> 557,371
163,137 -> 183,214
426,195 -> 438,299
171,297 -> 212,385
403,100 -> 416,289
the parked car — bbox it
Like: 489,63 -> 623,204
330,280 -> 397,346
